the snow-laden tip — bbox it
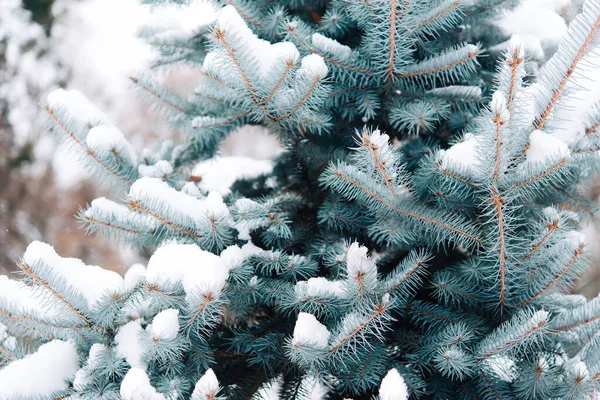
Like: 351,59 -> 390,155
292,312 -> 330,349
440,133 -> 482,174
86,125 -> 136,164
146,243 -> 229,298
46,88 -> 109,125
191,368 -> 220,399
191,156 -> 273,195
0,340 -> 79,397
120,367 -> 166,400
115,320 -> 146,369
150,309 -> 180,341
379,368 -> 409,400
23,241 -> 124,309
523,130 -> 570,166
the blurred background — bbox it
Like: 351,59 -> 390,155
1,0 -> 599,296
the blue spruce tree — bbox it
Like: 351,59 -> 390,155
1,0 -> 600,398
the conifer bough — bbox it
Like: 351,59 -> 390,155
2,0 -> 600,399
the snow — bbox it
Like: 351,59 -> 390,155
491,34 -> 543,61
0,340 -> 79,398
292,312 -> 330,349
345,242 -> 377,286
150,309 -> 180,341
298,54 -> 328,79
73,343 -> 105,389
23,241 -> 124,309
129,177 -> 230,223
486,356 -> 517,382
378,368 -> 409,400
191,156 -> 273,195
84,197 -> 154,230
220,242 -> 263,271
120,367 -> 166,400
138,160 -> 174,179
550,52 -> 600,145
0,275 -> 63,318
300,376 -> 329,400
523,130 -> 570,166
46,88 -> 109,126
490,92 -> 509,122
216,6 -> 300,78
220,125 -> 283,160
145,0 -> 218,39
256,379 -> 281,400
311,33 -> 352,62
191,368 -> 220,400
115,320 -> 146,369
146,243 -> 229,298
124,263 -> 147,292
440,133 -> 482,173
359,128 -> 395,167
295,277 -> 345,297
498,0 -> 569,57
86,125 -> 137,165
565,230 -> 587,247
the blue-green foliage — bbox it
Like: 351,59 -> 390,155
3,0 -> 600,399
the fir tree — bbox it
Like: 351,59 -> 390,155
1,0 -> 600,399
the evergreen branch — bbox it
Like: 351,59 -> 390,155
513,243 -> 586,309
274,75 -> 323,121
492,189 -> 507,312
44,106 -> 133,187
361,134 -> 396,196
127,200 -> 203,239
523,218 -> 560,261
477,311 -> 548,360
285,25 -> 375,74
535,12 -> 600,130
558,188 -> 595,218
507,158 -> 569,191
407,305 -> 459,324
384,256 -> 428,294
129,77 -> 185,113
192,112 -> 249,129
414,0 -> 460,30
506,47 -> 524,111
80,215 -> 149,236
586,121 -> 600,135
19,262 -> 89,323
333,169 -> 482,243
200,70 -> 235,90
224,1 -> 263,29
550,314 -> 600,334
0,309 -> 54,340
19,313 -> 91,345
213,28 -> 273,118
441,168 -> 479,188
262,59 -> 295,105
387,0 -> 398,87
183,292 -> 216,330
0,344 -> 16,361
479,367 -> 503,400
396,48 -> 479,79
330,302 -> 389,354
